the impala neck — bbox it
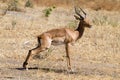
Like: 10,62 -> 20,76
76,21 -> 85,38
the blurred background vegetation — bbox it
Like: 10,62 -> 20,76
0,0 -> 120,11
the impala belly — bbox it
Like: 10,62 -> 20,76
52,36 -> 65,45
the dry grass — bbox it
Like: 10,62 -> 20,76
29,0 -> 120,11
0,0 -> 120,11
0,1 -> 120,80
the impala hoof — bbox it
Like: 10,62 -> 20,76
68,66 -> 71,70
23,62 -> 28,69
67,68 -> 74,74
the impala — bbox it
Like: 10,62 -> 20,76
23,7 -> 92,70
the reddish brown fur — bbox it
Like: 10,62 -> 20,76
23,8 -> 92,71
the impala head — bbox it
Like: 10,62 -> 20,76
74,7 -> 92,28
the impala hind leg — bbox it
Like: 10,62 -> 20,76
23,46 -> 47,70
23,37 -> 52,70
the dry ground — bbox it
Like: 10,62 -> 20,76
0,1 -> 120,80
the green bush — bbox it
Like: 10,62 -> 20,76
43,6 -> 56,17
25,0 -> 33,8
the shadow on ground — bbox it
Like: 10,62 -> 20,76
15,67 -> 119,77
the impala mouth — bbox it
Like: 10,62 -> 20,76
89,25 -> 92,28
86,25 -> 92,28
88,25 -> 92,28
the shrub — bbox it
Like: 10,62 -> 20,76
7,0 -> 19,11
25,0 -> 33,8
11,20 -> 16,29
43,6 -> 56,17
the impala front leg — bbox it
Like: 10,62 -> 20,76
65,43 -> 71,70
